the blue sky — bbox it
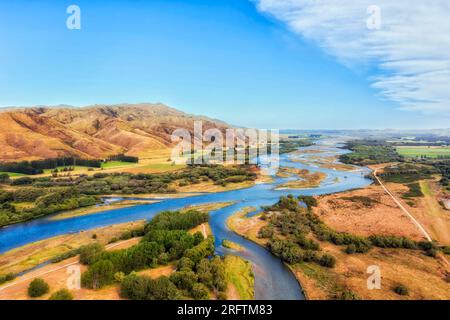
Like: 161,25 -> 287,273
0,0 -> 448,129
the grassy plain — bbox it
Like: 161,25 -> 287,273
396,146 -> 450,158
224,255 -> 254,300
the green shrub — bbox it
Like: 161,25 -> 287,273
297,195 -> 318,208
81,260 -> 115,289
144,209 -> 209,232
191,283 -> 209,300
79,243 -> 104,265
120,273 -> 151,300
28,278 -> 50,297
393,284 -> 409,296
114,272 -> 126,283
317,254 -> 336,268
0,273 -> 16,285
170,270 -> 198,291
337,290 -> 361,300
345,244 -> 356,254
147,276 -> 181,300
49,289 -> 73,300
50,249 -> 79,263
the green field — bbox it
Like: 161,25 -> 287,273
0,171 -> 27,177
101,161 -> 137,169
396,146 -> 450,158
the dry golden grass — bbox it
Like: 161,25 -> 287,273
313,185 -> 425,241
138,265 -> 176,279
293,241 -> 450,300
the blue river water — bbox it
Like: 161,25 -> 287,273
0,141 -> 372,299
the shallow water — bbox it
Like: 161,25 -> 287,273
0,142 -> 372,299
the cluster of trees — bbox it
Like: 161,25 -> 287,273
379,163 -> 437,184
259,195 -> 337,268
144,210 -> 209,232
267,238 -> 335,267
0,158 -> 104,175
0,187 -> 98,227
78,209 -> 226,300
0,155 -> 142,176
339,140 -> 403,165
108,154 -> 139,163
428,160 -> 450,190
278,139 -> 314,154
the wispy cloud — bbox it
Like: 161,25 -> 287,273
253,0 -> 450,113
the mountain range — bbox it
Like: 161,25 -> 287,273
0,103 -> 229,162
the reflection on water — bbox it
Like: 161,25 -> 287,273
0,142 -> 372,300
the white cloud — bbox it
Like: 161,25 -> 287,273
253,0 -> 450,113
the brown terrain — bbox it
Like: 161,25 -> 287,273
313,185 -> 425,241
0,103 -> 229,161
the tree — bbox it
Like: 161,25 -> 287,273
79,243 -> 104,265
81,260 -> 115,289
170,271 -> 198,291
147,276 -> 181,300
49,288 -> 73,300
120,273 -> 151,300
28,278 -> 50,297
191,283 -> 209,300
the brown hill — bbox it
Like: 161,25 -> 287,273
0,103 -> 229,162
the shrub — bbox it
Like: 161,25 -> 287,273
28,278 -> 50,297
317,254 -> 336,268
217,292 -> 227,300
114,272 -> 126,283
120,274 -> 180,300
425,248 -> 437,257
177,257 -> 195,271
258,225 -> 274,238
191,283 -> 209,300
345,244 -> 356,254
337,290 -> 360,300
147,276 -> 181,300
170,270 -> 198,291
79,243 -> 104,265
120,273 -> 151,300
297,195 -> 318,208
393,284 -> 409,296
50,249 -> 79,263
0,273 -> 16,285
49,289 -> 73,300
